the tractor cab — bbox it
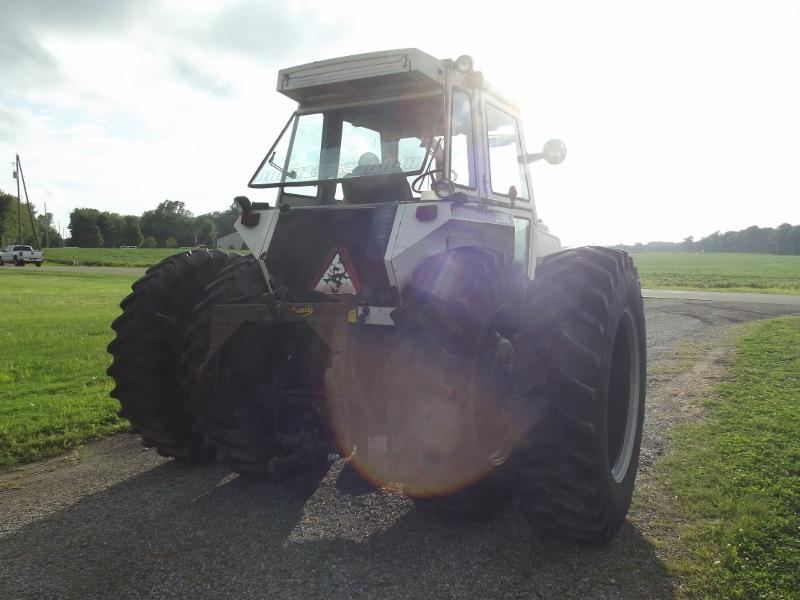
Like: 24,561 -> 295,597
249,49 -> 563,210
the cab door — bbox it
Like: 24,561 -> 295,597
475,92 -> 538,277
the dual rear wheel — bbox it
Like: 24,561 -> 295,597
377,245 -> 646,540
108,252 -> 329,474
106,245 -> 645,542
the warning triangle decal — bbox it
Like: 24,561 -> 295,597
312,247 -> 360,295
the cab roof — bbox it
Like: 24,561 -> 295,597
277,48 -> 443,106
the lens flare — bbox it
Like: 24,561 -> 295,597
325,362 -> 509,498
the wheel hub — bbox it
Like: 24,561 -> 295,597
472,315 -> 517,467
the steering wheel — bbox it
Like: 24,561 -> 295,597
411,169 -> 443,194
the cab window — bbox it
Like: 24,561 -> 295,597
451,89 -> 475,188
513,217 -> 530,268
487,103 -> 529,200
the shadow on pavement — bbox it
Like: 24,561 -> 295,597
0,457 -> 674,600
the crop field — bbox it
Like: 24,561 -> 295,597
0,269 -> 134,466
631,251 -> 800,294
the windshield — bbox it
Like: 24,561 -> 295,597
250,95 -> 443,188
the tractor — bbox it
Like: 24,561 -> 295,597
108,49 -> 646,542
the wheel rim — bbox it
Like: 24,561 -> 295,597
471,306 -> 518,467
607,307 -> 641,483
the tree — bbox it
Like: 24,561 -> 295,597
96,212 -> 125,248
120,215 -> 144,247
620,223 -> 800,255
790,226 -> 800,256
200,203 -> 240,240
0,190 -> 40,247
36,212 -> 63,247
0,191 -> 12,246
194,215 -> 217,246
769,223 -> 794,255
68,208 -> 103,247
87,225 -> 104,248
140,199 -> 194,247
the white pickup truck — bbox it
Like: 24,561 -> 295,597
0,245 -> 44,267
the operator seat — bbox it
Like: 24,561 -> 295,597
342,153 -> 412,204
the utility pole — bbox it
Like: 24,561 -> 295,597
44,201 -> 49,248
15,155 -> 21,244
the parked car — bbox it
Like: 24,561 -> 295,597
0,245 -> 44,267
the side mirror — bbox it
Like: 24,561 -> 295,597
526,139 -> 567,165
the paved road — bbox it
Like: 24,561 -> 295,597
0,264 -> 147,276
2,298 -> 798,599
643,288 -> 800,305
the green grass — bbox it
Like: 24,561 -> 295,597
43,247 -> 185,267
41,248 -> 800,295
0,269 -> 134,467
657,317 -> 800,598
632,252 -> 800,294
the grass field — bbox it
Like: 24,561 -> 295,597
631,252 -> 800,294
43,247 -> 187,267
654,317 -> 800,598
37,247 -> 800,294
0,269 -> 133,466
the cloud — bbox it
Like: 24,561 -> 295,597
0,0 -> 154,33
174,0 -> 346,63
0,1 -> 157,95
0,32 -> 62,93
168,53 -> 232,97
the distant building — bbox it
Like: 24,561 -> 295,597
216,231 -> 244,250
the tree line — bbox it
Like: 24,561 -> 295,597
5,189 -> 799,255
68,199 -> 240,248
0,190 -> 239,249
618,223 -> 800,255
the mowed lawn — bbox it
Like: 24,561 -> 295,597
632,252 -> 800,294
0,269 -> 133,466
654,317 -> 800,598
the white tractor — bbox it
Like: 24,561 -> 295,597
108,49 -> 646,542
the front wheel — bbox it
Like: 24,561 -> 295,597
512,246 -> 646,542
35,261 -> 43,267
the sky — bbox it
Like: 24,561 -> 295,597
1,0 -> 799,247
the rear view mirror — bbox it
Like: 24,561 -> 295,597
526,139 -> 567,165
542,139 -> 567,164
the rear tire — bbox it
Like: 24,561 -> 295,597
381,246 -> 526,518
185,256 -> 330,477
512,246 -> 646,542
107,249 -> 233,460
